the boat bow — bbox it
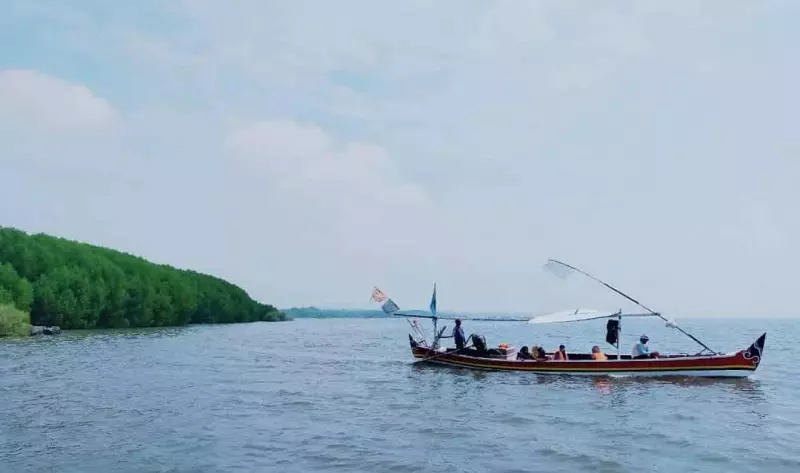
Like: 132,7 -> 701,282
742,332 -> 767,368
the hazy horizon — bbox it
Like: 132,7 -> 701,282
282,305 -> 795,320
2,1 -> 797,317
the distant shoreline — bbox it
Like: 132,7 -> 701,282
279,307 -> 791,321
281,307 -> 390,319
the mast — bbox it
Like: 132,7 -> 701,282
432,317 -> 438,349
430,282 -> 439,349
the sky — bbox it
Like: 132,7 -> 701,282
0,0 -> 798,318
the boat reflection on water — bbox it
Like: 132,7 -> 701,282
410,361 -> 490,382
407,360 -> 770,432
410,360 -> 765,403
593,377 -> 612,395
529,371 -> 768,401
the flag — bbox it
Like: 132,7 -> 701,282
381,298 -> 399,314
371,287 -> 387,303
429,283 -> 437,315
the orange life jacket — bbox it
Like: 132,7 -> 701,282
592,352 -> 607,361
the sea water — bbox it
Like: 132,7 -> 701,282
1,317 -> 797,472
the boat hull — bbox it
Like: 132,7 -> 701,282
410,333 -> 766,378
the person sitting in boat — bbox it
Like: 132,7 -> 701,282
632,335 -> 659,359
591,345 -> 607,360
553,344 -> 568,360
535,346 -> 546,359
537,346 -> 547,359
517,346 -> 532,360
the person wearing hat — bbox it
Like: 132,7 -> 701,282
632,335 -> 652,359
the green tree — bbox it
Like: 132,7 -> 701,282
0,226 -> 282,330
0,262 -> 34,311
0,303 -> 31,337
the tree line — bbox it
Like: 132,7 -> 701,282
0,226 -> 287,332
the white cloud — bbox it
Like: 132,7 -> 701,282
0,69 -> 118,131
224,119 -> 434,254
0,69 -> 127,186
1,0 -> 798,316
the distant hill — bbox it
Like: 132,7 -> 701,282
282,307 -> 389,318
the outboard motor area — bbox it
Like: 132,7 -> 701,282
470,333 -> 487,352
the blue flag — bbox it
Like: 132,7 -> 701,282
429,283 -> 437,315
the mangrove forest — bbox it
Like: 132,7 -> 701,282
0,226 -> 286,335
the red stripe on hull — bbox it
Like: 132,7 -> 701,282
410,347 -> 759,373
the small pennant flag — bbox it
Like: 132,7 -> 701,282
429,283 -> 437,315
381,298 -> 400,314
371,287 -> 387,303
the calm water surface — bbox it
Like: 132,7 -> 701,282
1,317 -> 798,472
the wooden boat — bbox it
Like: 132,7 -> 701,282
371,259 -> 767,378
407,334 -> 766,377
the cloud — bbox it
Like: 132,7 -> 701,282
226,120 -> 427,206
0,69 -> 451,309
1,1 -> 798,316
0,69 -> 118,131
0,69 -> 128,189
223,119 -> 440,263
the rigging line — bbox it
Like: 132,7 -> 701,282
547,258 -> 716,354
548,258 -> 658,315
392,313 -> 530,322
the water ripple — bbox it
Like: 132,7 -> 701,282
0,318 -> 797,472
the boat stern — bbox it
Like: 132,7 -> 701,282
742,332 -> 767,369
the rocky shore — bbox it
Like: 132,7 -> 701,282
30,326 -> 61,336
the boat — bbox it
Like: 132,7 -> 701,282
370,259 -> 767,378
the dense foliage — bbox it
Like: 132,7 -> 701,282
0,303 -> 30,337
0,226 -> 287,330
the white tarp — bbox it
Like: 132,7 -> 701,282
527,308 -> 622,324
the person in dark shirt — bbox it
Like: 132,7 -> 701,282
517,346 -> 532,360
537,346 -> 547,359
439,318 -> 468,350
452,319 -> 466,349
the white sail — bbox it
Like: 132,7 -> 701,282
527,308 -> 621,324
